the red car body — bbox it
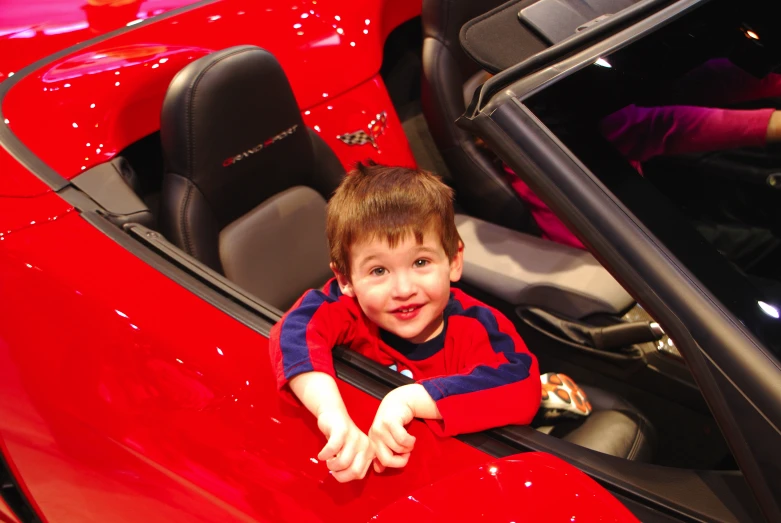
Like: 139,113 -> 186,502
0,1 -> 636,521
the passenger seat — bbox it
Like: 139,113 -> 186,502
158,46 -> 345,310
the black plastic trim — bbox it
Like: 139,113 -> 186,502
465,0 -> 702,115
460,0 -> 666,73
124,222 -> 284,320
0,449 -> 40,523
0,0 -> 219,193
459,93 -> 773,520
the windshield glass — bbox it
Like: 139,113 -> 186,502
524,0 -> 781,353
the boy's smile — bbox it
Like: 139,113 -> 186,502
334,229 -> 463,344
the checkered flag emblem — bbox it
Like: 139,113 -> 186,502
337,130 -> 373,146
337,112 -> 387,148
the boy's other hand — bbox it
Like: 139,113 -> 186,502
369,387 -> 417,472
289,371 -> 374,482
317,410 -> 374,483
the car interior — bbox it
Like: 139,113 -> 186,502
68,0 -> 752,489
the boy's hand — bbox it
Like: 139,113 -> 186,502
369,387 -> 417,472
317,410 -> 374,483
289,372 -> 375,483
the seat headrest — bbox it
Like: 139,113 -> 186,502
161,46 -> 316,227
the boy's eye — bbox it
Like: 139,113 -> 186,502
371,267 -> 386,276
414,259 -> 429,267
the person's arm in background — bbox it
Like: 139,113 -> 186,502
601,105 -> 779,163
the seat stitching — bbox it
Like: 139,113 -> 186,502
178,46 -> 253,258
180,182 -> 194,255
185,46 -> 252,177
625,414 -> 645,460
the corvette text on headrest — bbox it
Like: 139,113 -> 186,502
222,124 -> 299,166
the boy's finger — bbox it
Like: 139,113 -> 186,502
378,451 -> 410,469
350,449 -> 372,480
374,440 -> 394,467
388,422 -> 416,451
318,428 -> 346,461
375,441 -> 411,469
328,443 -> 374,483
373,459 -> 386,473
328,436 -> 357,472
378,428 -> 408,454
331,467 -> 360,483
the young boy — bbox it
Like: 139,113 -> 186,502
269,164 -> 541,483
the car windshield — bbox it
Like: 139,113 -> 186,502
523,0 -> 781,354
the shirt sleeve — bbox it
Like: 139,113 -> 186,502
601,104 -> 774,163
269,279 -> 358,390
418,294 -> 541,437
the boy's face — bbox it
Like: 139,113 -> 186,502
333,229 -> 463,344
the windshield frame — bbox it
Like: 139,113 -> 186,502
459,0 -> 781,518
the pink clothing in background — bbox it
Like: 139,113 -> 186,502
504,164 -> 587,249
504,58 -> 781,250
505,104 -> 775,250
600,105 -> 774,164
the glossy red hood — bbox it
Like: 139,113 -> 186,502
372,453 -> 638,522
0,0 -> 418,196
0,0 -> 203,84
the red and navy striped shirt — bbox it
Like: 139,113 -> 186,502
269,278 -> 541,436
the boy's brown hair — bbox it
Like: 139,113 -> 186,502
326,163 -> 462,278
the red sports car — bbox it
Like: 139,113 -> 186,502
1,0 -> 779,521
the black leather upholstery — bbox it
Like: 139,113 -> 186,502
159,46 -> 344,273
421,0 -> 539,234
551,386 -> 655,461
219,187 -> 332,311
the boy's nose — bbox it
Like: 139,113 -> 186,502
391,272 -> 416,299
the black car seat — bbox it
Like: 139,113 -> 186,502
421,0 -> 541,234
158,46 -> 345,310
541,385 -> 655,461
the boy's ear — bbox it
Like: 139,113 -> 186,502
449,241 -> 464,282
330,262 -> 355,297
